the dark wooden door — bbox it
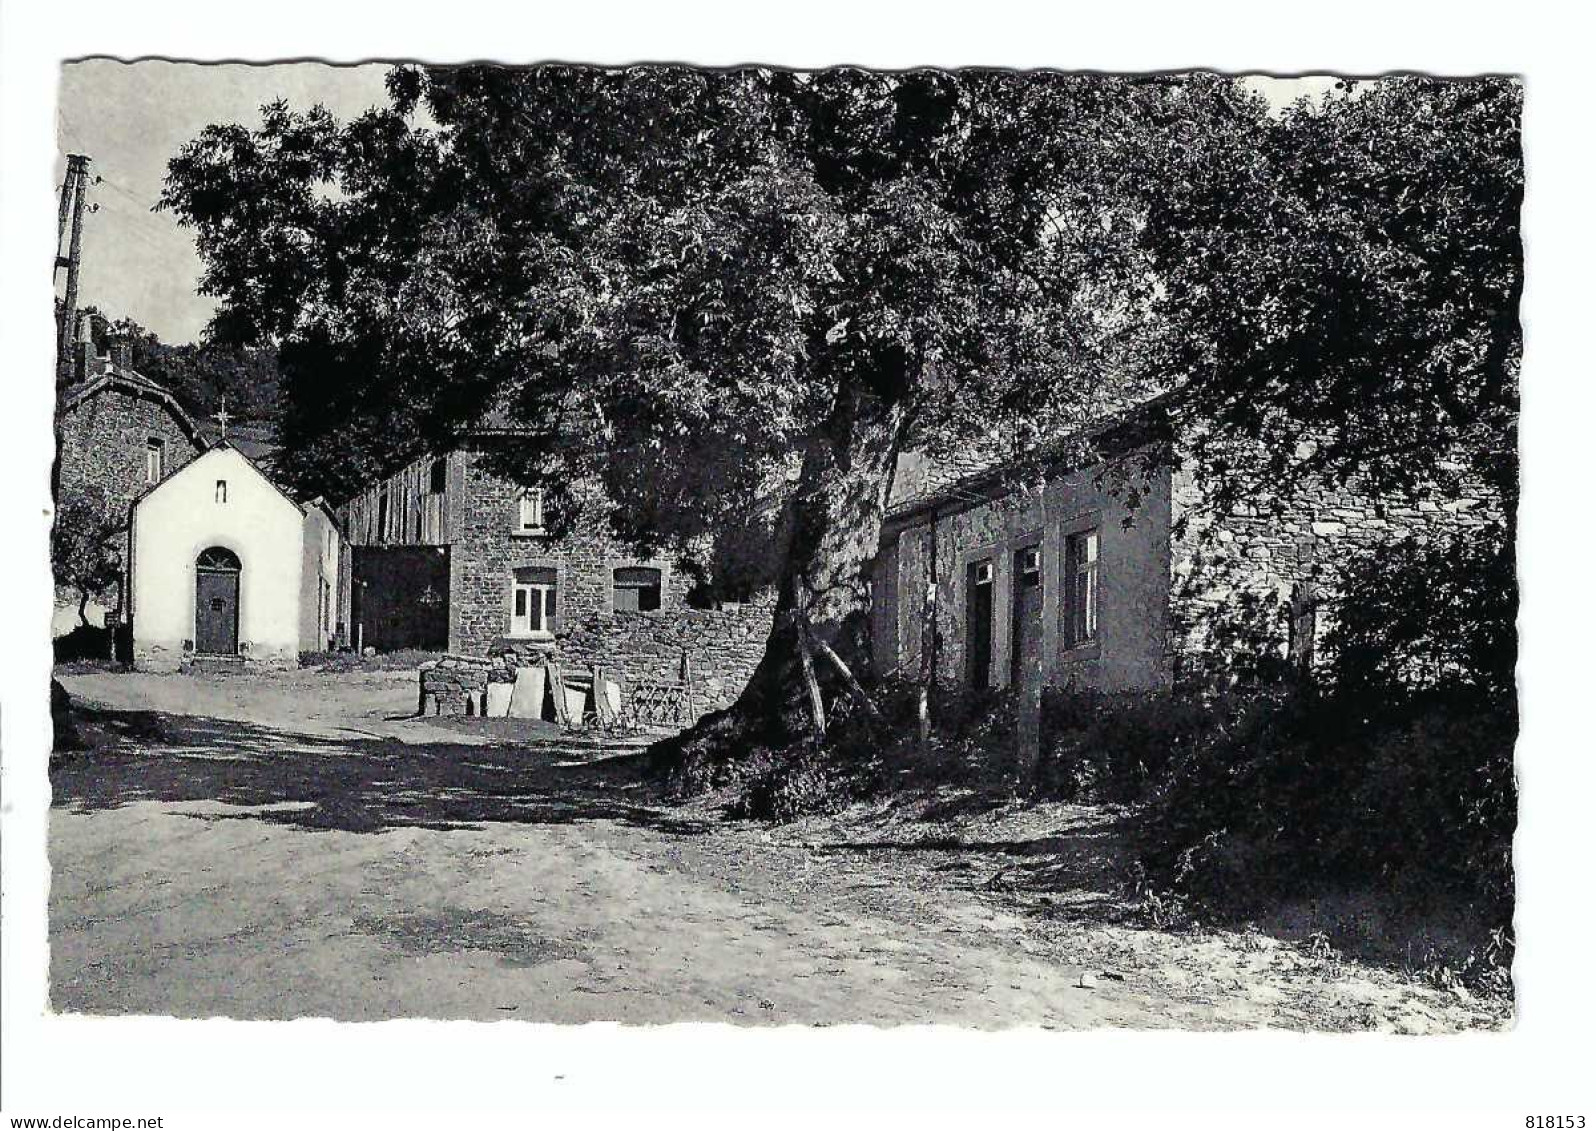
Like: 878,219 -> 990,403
966,560 -> 994,689
1011,546 -> 1043,688
195,568 -> 239,655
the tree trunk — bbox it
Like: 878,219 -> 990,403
651,383 -> 909,779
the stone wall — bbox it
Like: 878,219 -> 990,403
417,653 -> 510,716
449,451 -> 728,674
57,378 -> 202,522
54,373 -> 203,631
1169,440 -> 1506,681
357,446 -> 777,726
419,592 -> 775,727
523,598 -> 776,718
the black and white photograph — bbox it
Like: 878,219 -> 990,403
1,4 -> 1589,1126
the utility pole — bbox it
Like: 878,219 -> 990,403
55,154 -> 91,385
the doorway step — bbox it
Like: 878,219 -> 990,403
184,654 -> 247,676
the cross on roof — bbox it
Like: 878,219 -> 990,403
214,396 -> 231,442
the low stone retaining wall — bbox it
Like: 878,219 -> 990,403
417,653 -> 514,716
419,599 -> 773,730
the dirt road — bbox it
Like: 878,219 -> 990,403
49,670 -> 1508,1029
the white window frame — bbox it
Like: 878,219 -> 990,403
1064,528 -> 1100,645
510,569 -> 557,636
145,438 -> 164,484
516,488 -> 546,534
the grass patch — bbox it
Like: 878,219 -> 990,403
299,648 -> 443,673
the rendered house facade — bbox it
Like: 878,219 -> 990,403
870,404 -> 1506,696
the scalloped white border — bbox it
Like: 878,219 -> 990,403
2,5 -> 1585,1127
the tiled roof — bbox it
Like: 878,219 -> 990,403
885,393 -> 1174,519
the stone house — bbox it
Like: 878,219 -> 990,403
53,332 -> 207,637
870,401 -> 1503,697
336,434 -> 774,721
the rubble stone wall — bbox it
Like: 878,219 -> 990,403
418,591 -> 775,726
54,381 -> 202,630
1170,439 -> 1506,678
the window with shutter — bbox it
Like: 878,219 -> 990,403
612,566 -> 662,612
516,489 -> 545,533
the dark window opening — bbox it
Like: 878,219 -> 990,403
966,558 -> 995,689
429,458 -> 447,494
1287,581 -> 1318,673
613,566 -> 663,613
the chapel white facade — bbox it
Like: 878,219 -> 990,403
129,444 -> 341,671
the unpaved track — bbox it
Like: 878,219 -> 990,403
50,671 -> 1508,1029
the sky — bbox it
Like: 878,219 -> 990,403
56,60 -> 394,343
55,62 -> 1338,345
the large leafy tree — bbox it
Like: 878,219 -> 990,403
76,308 -> 283,425
160,69 -> 1521,768
160,65 -> 1187,759
1141,76 -> 1522,517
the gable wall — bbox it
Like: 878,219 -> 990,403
130,448 -> 306,670
340,451 -> 457,548
57,384 -> 202,520
53,383 -> 203,633
1169,437 -> 1505,680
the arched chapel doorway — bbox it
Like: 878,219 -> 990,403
195,546 -> 241,656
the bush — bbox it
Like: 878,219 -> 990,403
1039,688 -> 1211,803
730,740 -> 878,821
1320,523 -> 1515,702
1130,687 -> 1516,982
299,648 -> 442,672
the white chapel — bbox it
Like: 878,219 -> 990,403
129,442 -> 341,671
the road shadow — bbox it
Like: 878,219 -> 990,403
809,806 -> 1139,925
50,701 -> 709,837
